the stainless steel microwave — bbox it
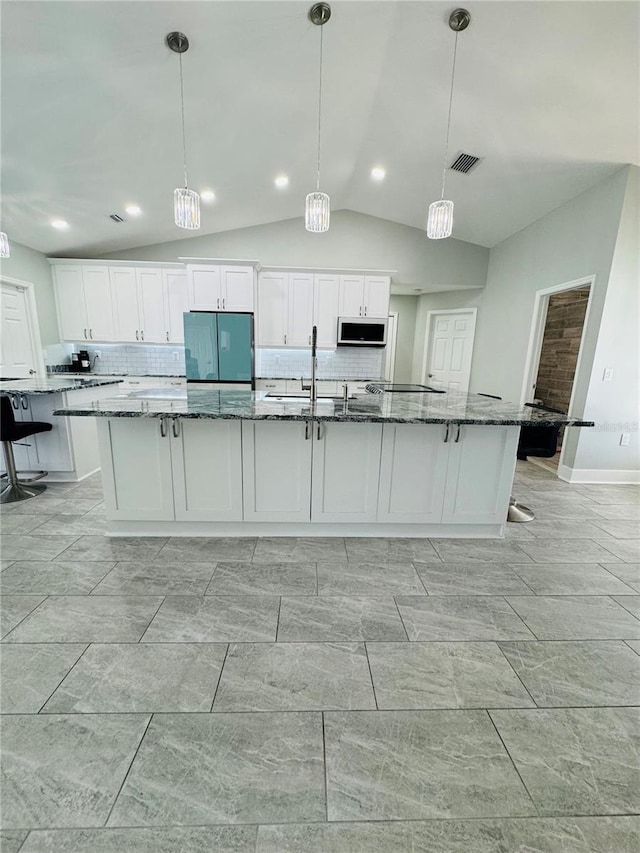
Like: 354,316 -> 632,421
337,317 -> 388,347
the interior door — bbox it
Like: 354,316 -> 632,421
426,311 -> 476,393
0,283 -> 39,377
82,265 -> 114,342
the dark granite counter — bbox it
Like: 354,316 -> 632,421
1,377 -> 124,395
53,387 -> 594,427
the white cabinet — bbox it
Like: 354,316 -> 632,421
377,424 -> 449,523
242,420 -> 312,521
110,267 -> 139,342
257,272 -> 313,347
311,421 -> 382,522
314,274 -> 340,348
187,265 -> 254,312
338,275 -> 390,319
54,265 -> 115,342
255,379 -> 288,393
163,269 -> 189,343
442,425 -> 519,524
111,267 -> 166,343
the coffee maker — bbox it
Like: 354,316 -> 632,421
71,349 -> 91,373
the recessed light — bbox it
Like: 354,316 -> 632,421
125,204 -> 142,216
274,175 -> 289,189
200,190 -> 215,202
51,219 -> 69,230
371,167 -> 386,181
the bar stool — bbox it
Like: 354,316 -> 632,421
1,394 -> 52,503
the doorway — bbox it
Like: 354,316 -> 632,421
522,278 -> 593,474
1,278 -> 44,378
421,309 -> 477,393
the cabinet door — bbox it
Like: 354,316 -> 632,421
188,265 -> 222,311
221,266 -> 254,312
98,418 -> 174,520
287,273 -> 314,347
242,420 -> 312,521
171,419 -> 242,521
28,394 -> 73,472
110,267 -> 140,342
311,422 -> 382,522
256,273 -> 288,347
364,276 -> 390,318
339,275 -> 364,318
442,425 -> 519,524
54,266 -> 87,341
82,266 -> 115,342
377,424 -> 449,523
314,274 -> 340,348
163,269 -> 189,343
136,268 -> 165,343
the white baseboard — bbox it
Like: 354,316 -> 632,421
558,464 -> 640,484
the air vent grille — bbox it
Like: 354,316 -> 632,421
449,152 -> 481,174
109,213 -> 125,222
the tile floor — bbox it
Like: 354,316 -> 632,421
0,462 -> 639,852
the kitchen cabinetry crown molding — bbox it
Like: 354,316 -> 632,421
260,265 -> 396,276
48,258 -> 186,267
179,257 -> 261,267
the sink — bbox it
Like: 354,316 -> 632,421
263,393 -> 358,403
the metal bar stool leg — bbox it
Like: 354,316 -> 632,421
508,495 -> 535,523
1,441 -> 47,503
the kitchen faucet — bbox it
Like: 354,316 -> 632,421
310,325 -> 318,404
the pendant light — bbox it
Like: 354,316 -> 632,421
305,3 -> 331,233
426,8 -> 471,240
0,233 -> 9,258
167,31 -> 200,230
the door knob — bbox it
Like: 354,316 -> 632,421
28,369 -> 36,375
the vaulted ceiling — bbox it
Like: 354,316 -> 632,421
1,1 -> 637,257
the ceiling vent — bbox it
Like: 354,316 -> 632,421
109,213 -> 125,222
449,152 -> 482,174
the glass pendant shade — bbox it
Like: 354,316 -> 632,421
305,191 -> 330,233
426,199 -> 454,240
174,187 -> 200,230
0,232 -> 9,258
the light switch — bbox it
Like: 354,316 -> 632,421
603,368 -> 614,381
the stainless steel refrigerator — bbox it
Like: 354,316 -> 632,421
183,312 -> 254,389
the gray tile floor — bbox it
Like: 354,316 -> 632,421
1,463 -> 639,851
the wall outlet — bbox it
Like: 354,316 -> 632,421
172,351 -> 180,362
603,368 -> 614,381
620,433 -> 631,446
94,350 -> 101,359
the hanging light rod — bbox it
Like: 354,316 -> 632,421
305,2 -> 332,233
167,30 -> 200,230
426,7 -> 471,240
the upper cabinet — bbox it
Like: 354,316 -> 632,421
53,265 -> 115,342
313,274 -> 340,348
163,269 -> 188,343
187,264 -> 254,312
338,274 -> 390,319
111,267 -> 165,343
257,272 -> 313,347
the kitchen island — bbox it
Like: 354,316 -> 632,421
54,388 -> 592,537
1,376 -> 122,482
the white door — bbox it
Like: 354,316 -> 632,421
171,418 -> 243,521
136,268 -> 165,343
0,283 -> 40,377
314,274 -> 340,348
311,422 -> 382,522
110,267 -> 140,342
425,311 -> 476,393
288,273 -> 314,347
164,269 -> 189,343
364,276 -> 390,318
442,425 -> 518,524
82,266 -> 114,342
221,266 -> 254,312
188,265 -> 222,311
242,420 -> 312,521
377,424 -> 449,523
257,272 -> 288,347
339,275 -> 364,318
53,266 -> 87,341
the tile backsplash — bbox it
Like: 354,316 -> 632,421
256,347 -> 384,379
50,344 -> 187,376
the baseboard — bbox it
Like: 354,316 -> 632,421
558,463 -> 640,484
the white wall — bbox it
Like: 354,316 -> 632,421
470,166 -> 634,480
389,295 -> 417,383
0,240 -> 58,346
97,209 -> 489,293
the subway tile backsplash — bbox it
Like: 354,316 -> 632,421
66,344 -> 186,376
256,347 -> 384,379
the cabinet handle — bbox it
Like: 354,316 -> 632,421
359,306 -> 362,317
454,424 -> 461,443
222,298 -> 226,310
364,306 -> 367,316
444,424 -> 450,443
304,420 -> 310,440
141,330 -> 144,341
308,335 -> 311,345
217,298 -> 220,310
316,421 -> 323,440
135,330 -> 139,341
172,417 -> 181,438
284,334 -> 287,345
11,395 -> 18,409
166,331 -> 169,342
160,417 -> 167,438
21,395 -> 28,410
84,328 -> 87,339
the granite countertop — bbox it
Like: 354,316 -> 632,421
1,377 -> 124,395
53,387 -> 594,427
